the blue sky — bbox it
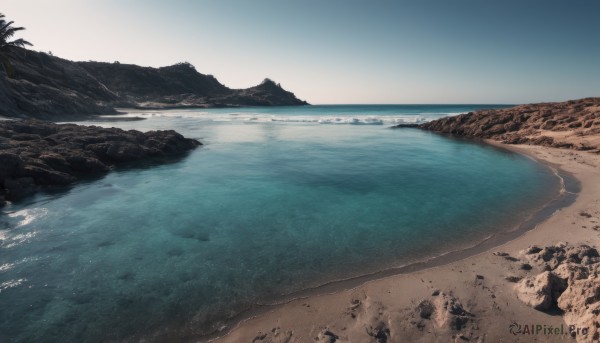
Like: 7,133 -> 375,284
4,0 -> 600,104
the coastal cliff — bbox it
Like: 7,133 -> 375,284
414,97 -> 600,152
0,48 -> 308,119
0,120 -> 200,206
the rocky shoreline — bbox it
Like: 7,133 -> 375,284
0,120 -> 200,206
394,97 -> 600,153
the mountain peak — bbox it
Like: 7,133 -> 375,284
159,62 -> 197,73
261,78 -> 277,85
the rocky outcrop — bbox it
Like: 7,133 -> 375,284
0,49 -> 308,119
514,271 -> 567,311
516,244 -> 600,342
410,98 -> 600,152
77,62 -> 308,109
214,78 -> 310,107
0,120 -> 200,206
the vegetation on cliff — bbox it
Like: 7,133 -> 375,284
0,12 -> 32,77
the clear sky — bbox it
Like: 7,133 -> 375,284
3,0 -> 600,104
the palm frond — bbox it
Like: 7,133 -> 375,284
9,38 -> 32,47
0,14 -> 31,77
0,26 -> 26,41
0,21 -> 16,34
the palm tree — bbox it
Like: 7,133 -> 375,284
0,13 -> 33,77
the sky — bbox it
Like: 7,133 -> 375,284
3,0 -> 600,104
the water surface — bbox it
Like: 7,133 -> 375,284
0,105 -> 559,342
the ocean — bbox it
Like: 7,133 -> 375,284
0,105 -> 560,342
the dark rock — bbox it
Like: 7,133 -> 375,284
0,119 -> 200,205
524,246 -> 543,254
368,322 -> 390,343
0,152 -> 24,178
65,155 -> 108,173
417,300 -> 435,319
323,330 -> 339,343
22,165 -> 74,185
520,263 -> 533,271
390,123 -> 420,128
11,133 -> 42,141
3,177 -> 36,200
505,275 -> 522,283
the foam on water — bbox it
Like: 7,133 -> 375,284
110,104 -> 494,126
0,278 -> 27,293
106,112 -> 439,125
7,208 -> 48,228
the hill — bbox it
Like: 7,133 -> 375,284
0,48 -> 308,119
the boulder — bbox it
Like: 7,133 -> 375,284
558,277 -> 600,342
515,271 -> 567,311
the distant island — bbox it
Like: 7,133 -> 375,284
0,48 -> 308,119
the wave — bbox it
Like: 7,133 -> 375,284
0,257 -> 39,273
0,278 -> 27,293
7,208 -> 48,228
101,112 -> 465,125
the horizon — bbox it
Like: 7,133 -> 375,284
4,0 -> 600,105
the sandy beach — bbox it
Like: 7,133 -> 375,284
213,143 -> 600,343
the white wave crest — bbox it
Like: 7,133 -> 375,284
0,278 -> 27,293
103,112 -> 439,125
7,208 -> 48,228
3,231 -> 38,248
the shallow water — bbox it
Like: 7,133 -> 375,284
0,105 -> 559,342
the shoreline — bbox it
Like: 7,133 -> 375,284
203,146 -> 574,335
209,142 -> 600,343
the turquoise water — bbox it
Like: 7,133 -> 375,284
0,105 -> 558,342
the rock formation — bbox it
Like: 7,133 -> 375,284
402,98 -> 600,152
0,120 -> 200,206
515,244 -> 600,342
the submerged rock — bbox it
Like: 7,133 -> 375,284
0,120 -> 201,205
